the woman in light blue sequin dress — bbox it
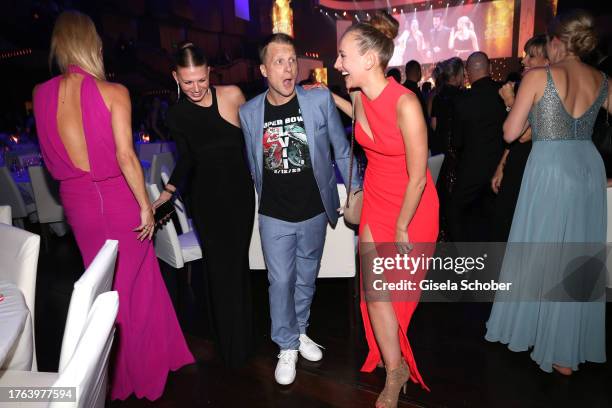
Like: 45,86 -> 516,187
485,10 -> 611,375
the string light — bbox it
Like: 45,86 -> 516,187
0,48 -> 32,60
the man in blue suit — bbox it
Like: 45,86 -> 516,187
239,33 -> 359,385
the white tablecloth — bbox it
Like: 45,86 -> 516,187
0,281 -> 32,368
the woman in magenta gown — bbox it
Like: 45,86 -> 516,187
335,11 -> 439,408
33,11 -> 194,401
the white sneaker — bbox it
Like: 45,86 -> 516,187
299,334 -> 324,362
275,349 -> 298,385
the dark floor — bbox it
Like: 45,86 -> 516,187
32,228 -> 612,408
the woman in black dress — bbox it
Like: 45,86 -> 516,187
431,57 -> 464,242
490,35 -> 548,242
154,42 -> 255,367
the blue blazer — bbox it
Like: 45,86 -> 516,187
239,86 -> 360,227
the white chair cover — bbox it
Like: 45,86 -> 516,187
149,152 -> 175,192
0,166 -> 29,220
318,184 -> 357,278
0,291 -> 119,408
0,223 -> 40,370
0,205 -> 11,224
52,291 -> 119,408
147,183 -> 202,268
28,166 -> 64,224
249,185 -> 357,277
427,153 -> 445,184
59,240 -> 118,372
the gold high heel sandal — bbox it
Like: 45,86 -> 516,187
375,359 -> 410,408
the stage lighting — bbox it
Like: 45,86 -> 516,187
393,8 -> 397,13
343,11 -> 346,16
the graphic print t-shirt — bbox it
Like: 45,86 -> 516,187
259,95 -> 325,222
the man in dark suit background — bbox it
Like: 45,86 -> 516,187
402,60 -> 433,153
448,52 -> 506,242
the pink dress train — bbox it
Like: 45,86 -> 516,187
33,65 -> 194,401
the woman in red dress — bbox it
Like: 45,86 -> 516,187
334,12 -> 439,407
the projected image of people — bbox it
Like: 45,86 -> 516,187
449,16 -> 479,58
394,18 -> 426,64
345,0 -> 514,67
428,12 -> 451,60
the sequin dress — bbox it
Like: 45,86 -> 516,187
485,67 -> 608,372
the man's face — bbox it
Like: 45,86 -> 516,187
260,41 -> 298,101
433,16 -> 441,29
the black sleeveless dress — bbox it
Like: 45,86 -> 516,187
167,87 -> 255,367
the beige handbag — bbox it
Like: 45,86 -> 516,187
343,102 -> 363,225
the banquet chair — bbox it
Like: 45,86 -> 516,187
146,183 -> 202,270
59,240 -> 118,372
148,152 -> 175,192
160,171 -> 192,234
137,142 -> 161,163
0,166 -> 35,228
0,205 -> 11,224
0,291 -> 119,408
427,153 -> 445,184
0,223 -> 40,371
28,166 -> 65,251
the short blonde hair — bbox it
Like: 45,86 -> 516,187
50,11 -> 105,80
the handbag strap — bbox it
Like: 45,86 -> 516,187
345,97 -> 357,208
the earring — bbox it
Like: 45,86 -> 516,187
176,81 -> 180,100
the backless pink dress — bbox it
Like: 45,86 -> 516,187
33,65 -> 194,401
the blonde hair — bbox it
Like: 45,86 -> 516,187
547,9 -> 597,58
343,11 -> 399,69
457,16 -> 474,32
50,11 -> 105,80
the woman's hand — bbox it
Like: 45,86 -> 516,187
491,165 -> 504,194
499,82 -> 515,108
134,206 -> 155,241
395,227 -> 413,255
152,190 -> 173,209
302,82 -> 327,91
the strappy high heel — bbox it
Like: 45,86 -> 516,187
375,359 -> 410,408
